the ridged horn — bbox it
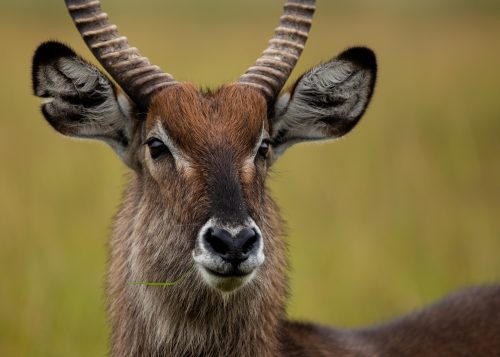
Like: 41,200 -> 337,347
64,0 -> 176,110
239,0 -> 316,101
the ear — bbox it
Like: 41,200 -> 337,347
32,41 -> 139,168
271,47 -> 377,157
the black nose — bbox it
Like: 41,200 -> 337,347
203,227 -> 260,266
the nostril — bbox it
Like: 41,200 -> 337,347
204,228 -> 232,256
242,233 -> 258,254
202,226 -> 260,264
237,228 -> 260,255
206,233 -> 225,256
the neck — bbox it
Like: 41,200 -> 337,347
107,175 -> 288,356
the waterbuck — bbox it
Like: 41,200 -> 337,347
32,0 -> 500,356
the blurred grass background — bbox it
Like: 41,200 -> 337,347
1,0 -> 500,355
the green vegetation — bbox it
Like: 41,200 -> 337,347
1,1 -> 499,355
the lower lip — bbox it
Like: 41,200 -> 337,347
205,267 -> 251,278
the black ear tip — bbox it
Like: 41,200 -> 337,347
33,41 -> 76,67
338,47 -> 377,72
32,41 -> 77,95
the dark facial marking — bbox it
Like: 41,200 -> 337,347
205,146 -> 248,225
145,84 -> 268,225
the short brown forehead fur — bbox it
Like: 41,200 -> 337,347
146,83 -> 268,158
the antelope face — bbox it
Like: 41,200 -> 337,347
144,85 -> 269,291
32,1 -> 377,293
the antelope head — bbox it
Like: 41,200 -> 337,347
32,0 -> 377,293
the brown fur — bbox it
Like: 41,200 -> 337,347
104,83 -> 500,356
108,84 -> 286,356
32,7 -> 499,356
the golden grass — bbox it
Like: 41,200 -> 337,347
1,1 -> 499,355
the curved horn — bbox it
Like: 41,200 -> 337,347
65,0 -> 176,110
239,0 -> 316,101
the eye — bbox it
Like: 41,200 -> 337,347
257,139 -> 271,160
146,137 -> 170,160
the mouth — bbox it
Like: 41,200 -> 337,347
205,267 -> 251,278
197,264 -> 256,292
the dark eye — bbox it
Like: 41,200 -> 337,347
257,139 -> 271,160
146,138 -> 170,160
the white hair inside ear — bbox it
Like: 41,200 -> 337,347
32,41 -> 138,168
271,47 -> 377,158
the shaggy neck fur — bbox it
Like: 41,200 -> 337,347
107,174 -> 288,356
